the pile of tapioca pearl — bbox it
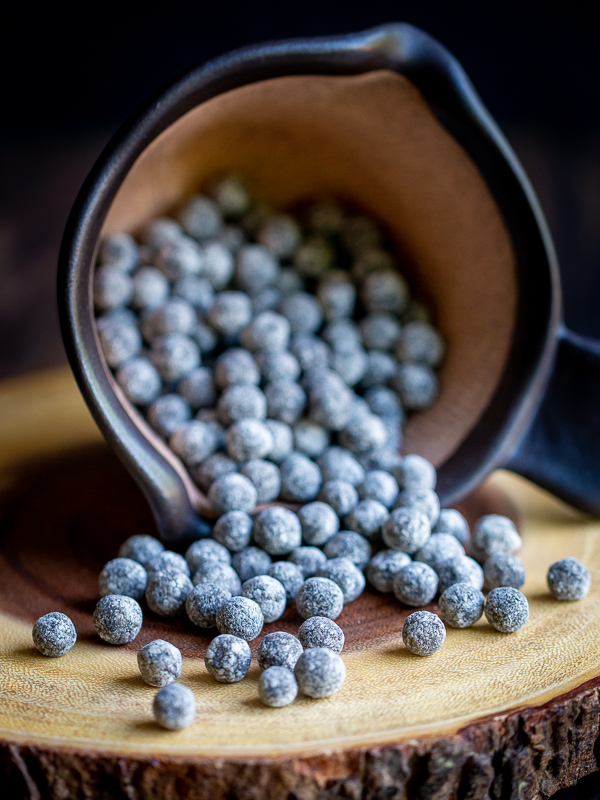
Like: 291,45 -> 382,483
31,448 -> 591,728
31,179 -> 591,727
92,176 -> 444,516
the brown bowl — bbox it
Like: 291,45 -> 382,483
58,24 -> 600,544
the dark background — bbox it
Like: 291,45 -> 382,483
1,3 -> 600,796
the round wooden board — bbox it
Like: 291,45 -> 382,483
0,369 -> 599,800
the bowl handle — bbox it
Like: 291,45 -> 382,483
507,327 -> 600,514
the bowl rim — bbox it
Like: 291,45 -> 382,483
57,22 -> 561,542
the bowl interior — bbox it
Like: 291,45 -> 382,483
97,69 -> 517,516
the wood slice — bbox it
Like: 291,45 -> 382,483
0,369 -> 599,800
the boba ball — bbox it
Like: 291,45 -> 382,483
361,270 -> 409,314
232,546 -> 272,583
153,684 -> 196,730
143,217 -> 183,250
265,381 -> 307,425
318,447 -> 365,486
94,264 -> 134,312
345,499 -> 389,541
393,562 -> 438,607
395,321 -> 445,368
294,648 -> 346,698
173,275 -> 215,313
179,368 -> 217,410
204,634 -> 252,683
225,419 -> 273,462
366,550 -> 412,594
192,563 -> 241,597
169,421 -> 218,468
218,382 -> 267,426
240,459 -> 282,503
280,453 -> 322,503
193,452 -> 238,492
484,554 -> 526,590
146,572 -> 193,618
148,394 -> 192,438
485,587 -> 529,633
208,473 -> 258,515
393,454 -> 437,492
258,350 -> 301,383
99,232 -> 139,271
240,311 -> 291,352
357,470 -> 399,509
437,556 -> 484,594
257,631 -> 303,671
298,501 -> 340,546
361,350 -> 396,388
137,640 -> 182,687
298,617 -> 344,653
382,507 -> 430,554
323,531 -> 371,570
215,348 -> 260,389
93,595 -> 143,645
296,577 -> 344,620
186,583 -> 232,628
266,420 -> 294,464
293,420 -> 331,459
472,515 -> 522,558
279,291 -> 323,334
185,538 -> 231,573
208,291 -> 252,337
257,214 -> 301,259
253,506 -> 302,556
393,363 -> 439,410
360,313 -> 401,350
402,610 -> 446,656
414,533 -> 465,572
394,488 -> 440,526
318,480 -> 359,517
258,666 -> 298,707
213,511 -> 253,553
364,386 -> 404,421
267,561 -> 304,603
155,237 -> 205,282
289,546 -> 328,579
439,584 -> 485,628
236,244 -> 280,292
209,175 -> 250,217
241,575 -> 287,623
547,558 -> 591,601
32,612 -> 77,657
116,358 -> 161,406
118,535 -> 164,567
202,241 -> 235,290
432,508 -> 470,546
309,376 -> 355,432
179,195 -> 223,240
97,313 -> 142,368
99,558 -> 148,601
317,557 -> 365,604
145,551 -> 190,580
216,596 -> 264,641
338,413 -> 387,454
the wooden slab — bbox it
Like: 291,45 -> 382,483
0,369 -> 599,799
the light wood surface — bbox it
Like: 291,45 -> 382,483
0,368 -> 598,799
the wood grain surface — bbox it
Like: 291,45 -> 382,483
0,369 -> 599,799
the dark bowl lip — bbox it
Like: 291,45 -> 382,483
57,22 -> 561,540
